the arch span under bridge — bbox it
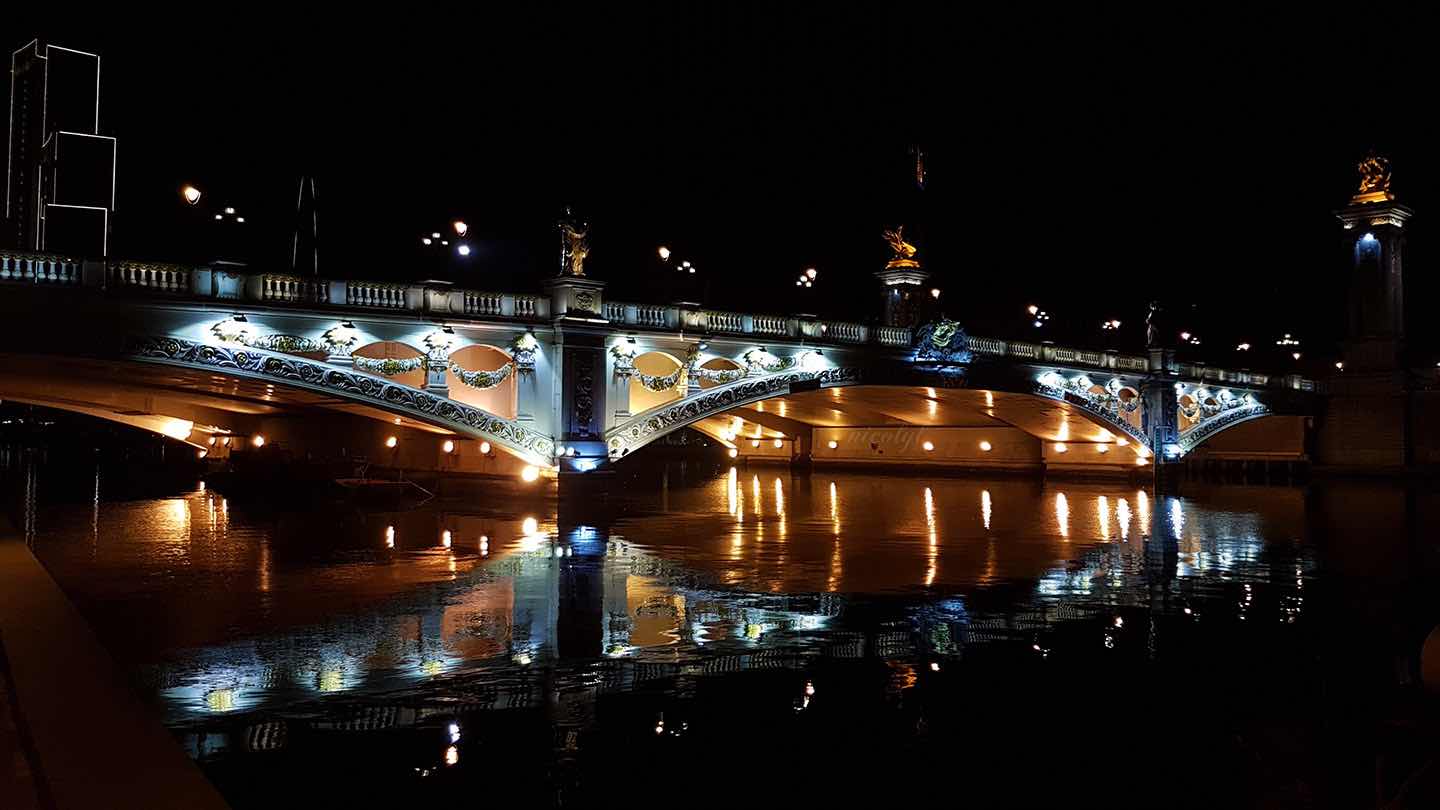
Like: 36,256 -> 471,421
0,249 -> 1315,477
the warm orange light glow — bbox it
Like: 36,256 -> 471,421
751,440 -> 760,448
979,440 -> 992,452
773,439 -> 783,448
251,434 -> 266,448
480,441 -> 492,454
197,449 -> 208,459
521,465 -> 540,482
1116,437 -> 1128,446
1054,442 -> 1067,453
207,436 -> 216,446
181,185 -> 202,205
385,435 -> 398,448
1096,444 -> 1109,454
452,220 -> 468,237
442,439 -> 455,453
728,448 -> 738,458
1135,456 -> 1149,466
442,530 -> 452,548
828,440 -> 838,449
922,441 -> 935,452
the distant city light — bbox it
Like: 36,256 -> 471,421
1027,304 -> 1039,315
422,237 -> 432,245
224,207 -> 235,215
1101,319 -> 1121,330
1276,334 -> 1301,347
1292,352 -> 1302,360
182,185 -> 202,205
431,232 -> 441,239
931,288 -> 941,299
806,268 -> 818,279
1334,361 -> 1344,370
235,217 -> 245,223
658,245 -> 672,261
453,220 -> 468,237
1236,342 -> 1251,351
457,243 -> 471,256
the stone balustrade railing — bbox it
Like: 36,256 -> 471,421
0,251 -> 83,285
0,247 -> 1315,391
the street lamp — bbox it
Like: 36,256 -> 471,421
457,243 -> 471,257
181,185 -> 202,205
658,245 -> 672,261
453,220 -> 468,237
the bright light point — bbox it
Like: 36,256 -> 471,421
181,185 -> 202,205
751,440 -> 760,448
979,440 -> 992,452
457,243 -> 471,256
1292,352 -> 1302,360
689,267 -> 695,273
931,288 -> 941,298
197,449 -> 208,459
1361,232 -> 1376,243
1135,456 -> 1148,465
251,434 -> 265,448
1180,331 -> 1191,341
235,217 -> 245,223
453,220 -> 468,237
214,214 -> 222,220
1335,361 -> 1344,370
521,465 -> 540,482
728,448 -> 738,458
443,440 -> 455,453
224,207 -> 235,215
773,439 -> 783,448
565,446 -> 576,457
796,281 -> 802,286
1027,304 -> 1039,315
554,445 -> 566,457
682,260 -> 691,267
445,746 -> 459,766
385,435 -> 397,448
922,440 -> 935,452
828,440 -> 838,449
930,662 -> 940,672
522,517 -> 538,535
207,436 -> 216,446
480,441 -> 491,454
806,268 -> 817,279
1033,320 -> 1043,328
442,530 -> 452,548
658,246 -> 671,260
431,232 -> 441,239
1096,444 -> 1109,454
1054,442 -> 1068,453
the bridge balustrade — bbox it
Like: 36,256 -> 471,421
108,260 -> 189,293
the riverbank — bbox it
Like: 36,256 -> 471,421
0,519 -> 227,809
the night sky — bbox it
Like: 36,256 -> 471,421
10,9 -> 1438,370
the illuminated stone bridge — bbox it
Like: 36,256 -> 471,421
0,250 -> 1314,479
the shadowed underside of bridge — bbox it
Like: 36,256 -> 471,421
0,351 -> 548,471
624,382 -> 1305,472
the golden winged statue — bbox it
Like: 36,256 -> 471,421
883,225 -> 920,269
1353,153 -> 1394,204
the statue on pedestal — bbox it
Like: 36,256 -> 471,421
1352,153 -> 1394,204
558,207 -> 589,277
883,225 -> 920,270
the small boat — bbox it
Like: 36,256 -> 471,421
333,477 -> 434,507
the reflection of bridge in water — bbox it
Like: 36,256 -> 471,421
32,469 -> 1303,766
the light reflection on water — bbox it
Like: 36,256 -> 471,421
22,460 -> 1426,804
15,467 -> 1313,720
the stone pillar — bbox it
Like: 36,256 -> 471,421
424,352 -> 449,397
1319,163 -> 1415,469
1141,355 -> 1180,487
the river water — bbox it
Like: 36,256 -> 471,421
8,454 -> 1440,807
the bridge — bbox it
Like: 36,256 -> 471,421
0,249 -> 1314,480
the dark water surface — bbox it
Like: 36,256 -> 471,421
10,455 -> 1440,807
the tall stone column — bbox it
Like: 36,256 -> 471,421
1319,155 -> 1414,469
876,226 -> 931,328
1142,348 -> 1181,488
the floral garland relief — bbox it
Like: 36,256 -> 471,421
448,361 -> 515,390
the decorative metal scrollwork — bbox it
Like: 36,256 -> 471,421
1033,374 -> 1149,449
1177,400 -> 1270,454
126,336 -> 553,461
606,366 -> 862,455
242,334 -> 328,355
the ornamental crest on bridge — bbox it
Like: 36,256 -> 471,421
911,319 -> 972,365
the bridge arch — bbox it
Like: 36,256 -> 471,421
119,336 -> 554,464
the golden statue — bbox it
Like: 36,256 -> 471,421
558,208 -> 589,276
1353,153 -> 1394,204
883,225 -> 920,270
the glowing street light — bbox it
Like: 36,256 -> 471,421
658,245 -> 672,261
1236,342 -> 1251,351
457,243 -> 471,257
931,288 -> 942,299
181,185 -> 202,205
1101,319 -> 1122,330
453,220 -> 468,237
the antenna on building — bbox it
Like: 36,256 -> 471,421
290,175 -> 318,275
908,144 -> 926,191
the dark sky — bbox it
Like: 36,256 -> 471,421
11,8 -> 1439,370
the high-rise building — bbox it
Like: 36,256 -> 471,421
5,39 -> 115,256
